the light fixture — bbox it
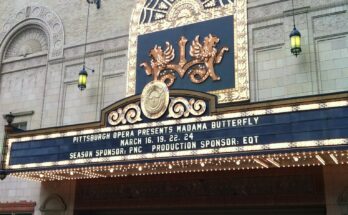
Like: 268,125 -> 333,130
87,0 -> 101,9
0,171 -> 6,181
289,0 -> 301,57
78,0 -> 97,91
78,66 -> 88,90
315,155 -> 326,165
4,112 -> 15,126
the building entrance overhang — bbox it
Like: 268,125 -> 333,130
1,91 -> 348,181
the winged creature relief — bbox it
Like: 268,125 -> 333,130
140,34 -> 229,87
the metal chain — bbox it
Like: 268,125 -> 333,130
83,2 -> 91,66
291,0 -> 296,27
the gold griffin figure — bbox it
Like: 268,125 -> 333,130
140,34 -> 229,87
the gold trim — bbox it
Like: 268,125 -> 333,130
108,103 -> 142,126
127,0 -> 249,103
168,97 -> 207,119
140,34 -> 229,87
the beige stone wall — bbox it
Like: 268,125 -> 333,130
248,0 -> 348,101
0,0 -> 347,214
0,0 -> 135,136
0,176 -> 41,212
0,1 -> 135,214
0,0 -> 135,47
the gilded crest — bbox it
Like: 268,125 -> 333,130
140,34 -> 229,87
141,81 -> 169,119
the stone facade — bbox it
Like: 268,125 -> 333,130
0,0 -> 347,214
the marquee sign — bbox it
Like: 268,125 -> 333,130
2,92 -> 348,177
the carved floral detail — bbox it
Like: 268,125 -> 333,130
168,97 -> 206,119
108,103 -> 142,126
107,96 -> 207,126
5,28 -> 48,59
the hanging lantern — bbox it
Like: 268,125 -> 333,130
4,112 -> 15,125
78,1 -> 96,91
78,66 -> 88,91
289,0 -> 302,57
290,26 -> 302,57
290,26 -> 301,57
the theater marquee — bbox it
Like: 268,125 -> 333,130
1,91 -> 348,180
1,0 -> 348,181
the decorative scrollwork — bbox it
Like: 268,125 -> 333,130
108,103 -> 142,126
128,0 -> 250,104
168,97 -> 207,119
140,34 -> 229,88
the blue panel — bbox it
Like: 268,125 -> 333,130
136,16 -> 235,94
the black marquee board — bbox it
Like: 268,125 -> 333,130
6,105 -> 348,171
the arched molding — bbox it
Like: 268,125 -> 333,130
4,25 -> 49,60
0,5 -> 64,61
40,194 -> 67,212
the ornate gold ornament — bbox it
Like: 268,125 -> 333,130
141,81 -> 170,119
127,0 -> 249,104
108,103 -> 142,126
168,97 -> 207,119
140,34 -> 229,87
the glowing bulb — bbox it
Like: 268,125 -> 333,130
200,162 -> 205,167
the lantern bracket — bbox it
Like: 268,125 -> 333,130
84,66 -> 95,73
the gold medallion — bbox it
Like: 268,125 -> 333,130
141,81 -> 169,119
